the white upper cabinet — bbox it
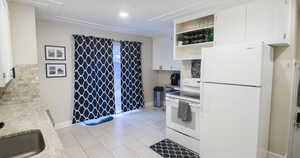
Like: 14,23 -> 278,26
172,0 -> 290,61
271,0 -> 290,45
0,0 -> 13,87
214,5 -> 246,46
246,0 -> 290,46
246,0 -> 273,43
215,0 -> 291,46
152,36 -> 181,71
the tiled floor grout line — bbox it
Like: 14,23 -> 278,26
58,109 -> 166,158
69,128 -> 91,158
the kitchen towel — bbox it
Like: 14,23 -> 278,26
178,100 -> 192,121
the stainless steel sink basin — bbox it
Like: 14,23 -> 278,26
0,130 -> 45,158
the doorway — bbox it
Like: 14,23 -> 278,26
113,42 -> 122,114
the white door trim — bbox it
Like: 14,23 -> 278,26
287,59 -> 300,158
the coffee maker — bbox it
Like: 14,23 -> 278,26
170,73 -> 180,86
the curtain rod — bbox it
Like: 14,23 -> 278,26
112,39 -> 142,44
73,34 -> 141,43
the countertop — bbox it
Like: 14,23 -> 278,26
0,101 -> 66,158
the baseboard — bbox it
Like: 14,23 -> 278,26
145,101 -> 153,107
55,121 -> 73,129
268,152 -> 286,158
55,102 -> 154,129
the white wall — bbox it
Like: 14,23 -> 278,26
9,2 -> 37,65
36,19 -> 156,124
156,71 -> 174,86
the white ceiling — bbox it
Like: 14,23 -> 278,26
12,0 -> 252,37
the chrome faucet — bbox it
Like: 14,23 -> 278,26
0,122 -> 4,129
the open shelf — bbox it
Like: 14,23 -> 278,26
176,25 -> 214,35
174,42 -> 214,60
174,15 -> 214,60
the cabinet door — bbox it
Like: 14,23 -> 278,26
246,0 -> 273,43
152,36 -> 181,71
0,0 -> 13,87
272,0 -> 290,45
214,5 -> 246,46
152,37 -> 161,70
168,36 -> 181,71
246,0 -> 290,45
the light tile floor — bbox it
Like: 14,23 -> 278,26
56,108 -> 166,158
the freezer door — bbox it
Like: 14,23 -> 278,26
201,43 -> 264,86
200,83 -> 262,158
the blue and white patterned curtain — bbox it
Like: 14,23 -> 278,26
72,35 -> 115,124
120,41 -> 144,112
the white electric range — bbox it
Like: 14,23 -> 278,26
165,91 -> 201,153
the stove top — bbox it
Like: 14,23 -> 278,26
168,91 -> 200,100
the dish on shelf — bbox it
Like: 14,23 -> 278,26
176,42 -> 214,48
176,25 -> 214,35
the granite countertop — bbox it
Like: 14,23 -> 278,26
0,101 -> 65,158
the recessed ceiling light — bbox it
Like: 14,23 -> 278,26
119,11 -> 129,18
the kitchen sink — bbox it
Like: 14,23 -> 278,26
0,130 -> 45,158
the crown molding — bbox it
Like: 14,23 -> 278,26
37,15 -> 170,37
148,0 -> 213,22
9,0 -> 63,7
148,0 -> 252,22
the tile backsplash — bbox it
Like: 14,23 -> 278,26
181,60 -> 201,92
191,60 -> 201,78
0,64 -> 40,105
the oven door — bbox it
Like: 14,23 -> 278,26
166,97 -> 200,139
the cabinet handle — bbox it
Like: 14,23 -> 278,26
11,67 -> 15,79
283,33 -> 287,39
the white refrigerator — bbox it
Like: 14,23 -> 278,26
200,43 -> 273,158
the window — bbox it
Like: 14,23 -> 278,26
113,42 -> 121,113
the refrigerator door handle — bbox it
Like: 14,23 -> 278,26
200,52 -> 205,82
200,83 -> 205,113
297,79 -> 300,107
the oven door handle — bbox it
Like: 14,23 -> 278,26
167,97 -> 200,104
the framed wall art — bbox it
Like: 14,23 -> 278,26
46,63 -> 67,78
45,45 -> 66,60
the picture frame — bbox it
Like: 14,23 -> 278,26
45,45 -> 66,60
46,63 -> 67,78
